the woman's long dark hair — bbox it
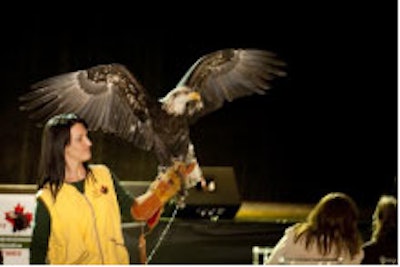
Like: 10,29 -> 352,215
293,192 -> 363,259
38,113 -> 90,199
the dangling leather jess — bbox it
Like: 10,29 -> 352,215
130,161 -> 195,264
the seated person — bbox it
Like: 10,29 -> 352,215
362,195 -> 397,264
265,192 -> 364,264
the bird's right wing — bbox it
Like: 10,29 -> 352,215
19,63 -> 155,151
176,48 -> 287,119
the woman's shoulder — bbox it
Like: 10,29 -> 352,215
88,164 -> 113,181
284,223 -> 301,235
89,164 -> 113,174
89,163 -> 109,170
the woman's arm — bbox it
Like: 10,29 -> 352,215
30,198 -> 50,264
112,161 -> 191,228
110,171 -> 135,222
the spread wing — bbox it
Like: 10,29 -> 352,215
19,63 -> 155,151
176,48 -> 286,119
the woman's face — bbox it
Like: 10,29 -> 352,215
65,122 -> 92,164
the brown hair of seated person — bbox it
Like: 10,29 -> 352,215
362,195 -> 397,264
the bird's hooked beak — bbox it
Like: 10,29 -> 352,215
160,86 -> 203,116
187,91 -> 201,102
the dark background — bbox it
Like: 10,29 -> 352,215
0,2 -> 397,209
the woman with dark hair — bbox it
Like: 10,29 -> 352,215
30,113 -> 190,264
266,192 -> 364,264
362,195 -> 397,264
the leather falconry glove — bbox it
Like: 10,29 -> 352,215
130,160 -> 195,229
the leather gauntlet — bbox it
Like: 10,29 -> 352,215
130,161 -> 190,228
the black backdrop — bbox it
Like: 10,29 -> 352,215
0,1 -> 397,207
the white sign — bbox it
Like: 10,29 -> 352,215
0,194 -> 36,265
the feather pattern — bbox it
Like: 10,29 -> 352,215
20,48 -> 286,170
177,49 -> 286,119
20,64 -> 155,151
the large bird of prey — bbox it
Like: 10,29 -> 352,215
19,48 -> 286,188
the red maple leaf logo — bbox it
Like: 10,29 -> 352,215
5,203 -> 33,232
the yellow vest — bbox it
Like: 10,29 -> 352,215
38,164 -> 130,264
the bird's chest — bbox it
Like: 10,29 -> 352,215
155,115 -> 188,136
154,116 -> 190,151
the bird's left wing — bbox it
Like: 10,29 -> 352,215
176,48 -> 286,119
19,63 -> 155,151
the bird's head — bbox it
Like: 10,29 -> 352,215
159,86 -> 203,116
